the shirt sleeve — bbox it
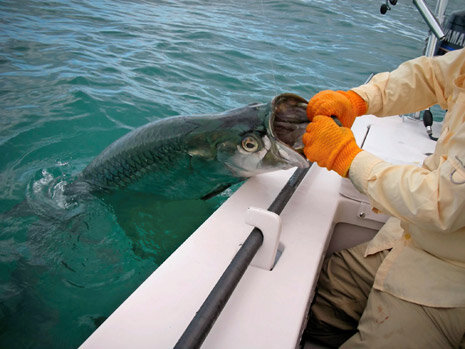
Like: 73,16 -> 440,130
352,49 -> 465,116
348,49 -> 465,234
349,148 -> 465,234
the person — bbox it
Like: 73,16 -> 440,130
302,48 -> 465,347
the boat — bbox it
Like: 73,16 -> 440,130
79,0 -> 462,347
79,114 -> 437,349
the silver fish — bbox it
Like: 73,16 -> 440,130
75,93 -> 309,200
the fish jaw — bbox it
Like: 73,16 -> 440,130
217,97 -> 309,178
265,93 -> 310,168
273,141 -> 309,168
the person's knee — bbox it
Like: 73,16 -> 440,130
342,290 -> 465,348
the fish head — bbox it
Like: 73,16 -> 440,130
216,93 -> 309,178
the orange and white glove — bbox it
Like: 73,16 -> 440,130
303,115 -> 362,177
306,90 -> 367,128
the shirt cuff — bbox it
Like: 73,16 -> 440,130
348,150 -> 385,195
352,72 -> 390,115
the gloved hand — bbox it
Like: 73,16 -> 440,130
306,90 -> 367,128
303,115 -> 362,177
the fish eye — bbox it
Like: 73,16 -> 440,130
241,135 -> 260,152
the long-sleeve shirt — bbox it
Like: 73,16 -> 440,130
349,48 -> 465,307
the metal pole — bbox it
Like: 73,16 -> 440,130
413,0 -> 448,120
413,0 -> 446,40
174,165 -> 311,349
424,0 -> 449,57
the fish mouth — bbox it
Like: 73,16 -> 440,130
267,93 -> 309,168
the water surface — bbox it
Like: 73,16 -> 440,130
0,0 -> 461,347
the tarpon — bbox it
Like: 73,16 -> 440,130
74,93 -> 309,200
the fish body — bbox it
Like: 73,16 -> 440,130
77,93 -> 309,200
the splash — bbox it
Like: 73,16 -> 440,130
26,166 -> 77,217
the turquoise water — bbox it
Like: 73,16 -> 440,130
0,0 -> 462,347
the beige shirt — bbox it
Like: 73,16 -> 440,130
349,48 -> 465,307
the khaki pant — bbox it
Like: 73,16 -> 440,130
304,243 -> 465,348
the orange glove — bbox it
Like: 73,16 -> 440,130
303,115 -> 362,177
306,90 -> 367,128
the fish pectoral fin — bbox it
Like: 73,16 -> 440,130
201,183 -> 233,200
187,148 -> 216,160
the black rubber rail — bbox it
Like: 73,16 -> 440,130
174,164 -> 312,349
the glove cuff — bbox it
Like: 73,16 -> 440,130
332,135 -> 363,177
344,90 -> 368,117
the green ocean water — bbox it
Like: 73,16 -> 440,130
0,0 -> 462,347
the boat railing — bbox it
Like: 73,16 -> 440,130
382,0 -> 448,137
413,0 -> 446,42
174,165 -> 311,349
413,0 -> 447,136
